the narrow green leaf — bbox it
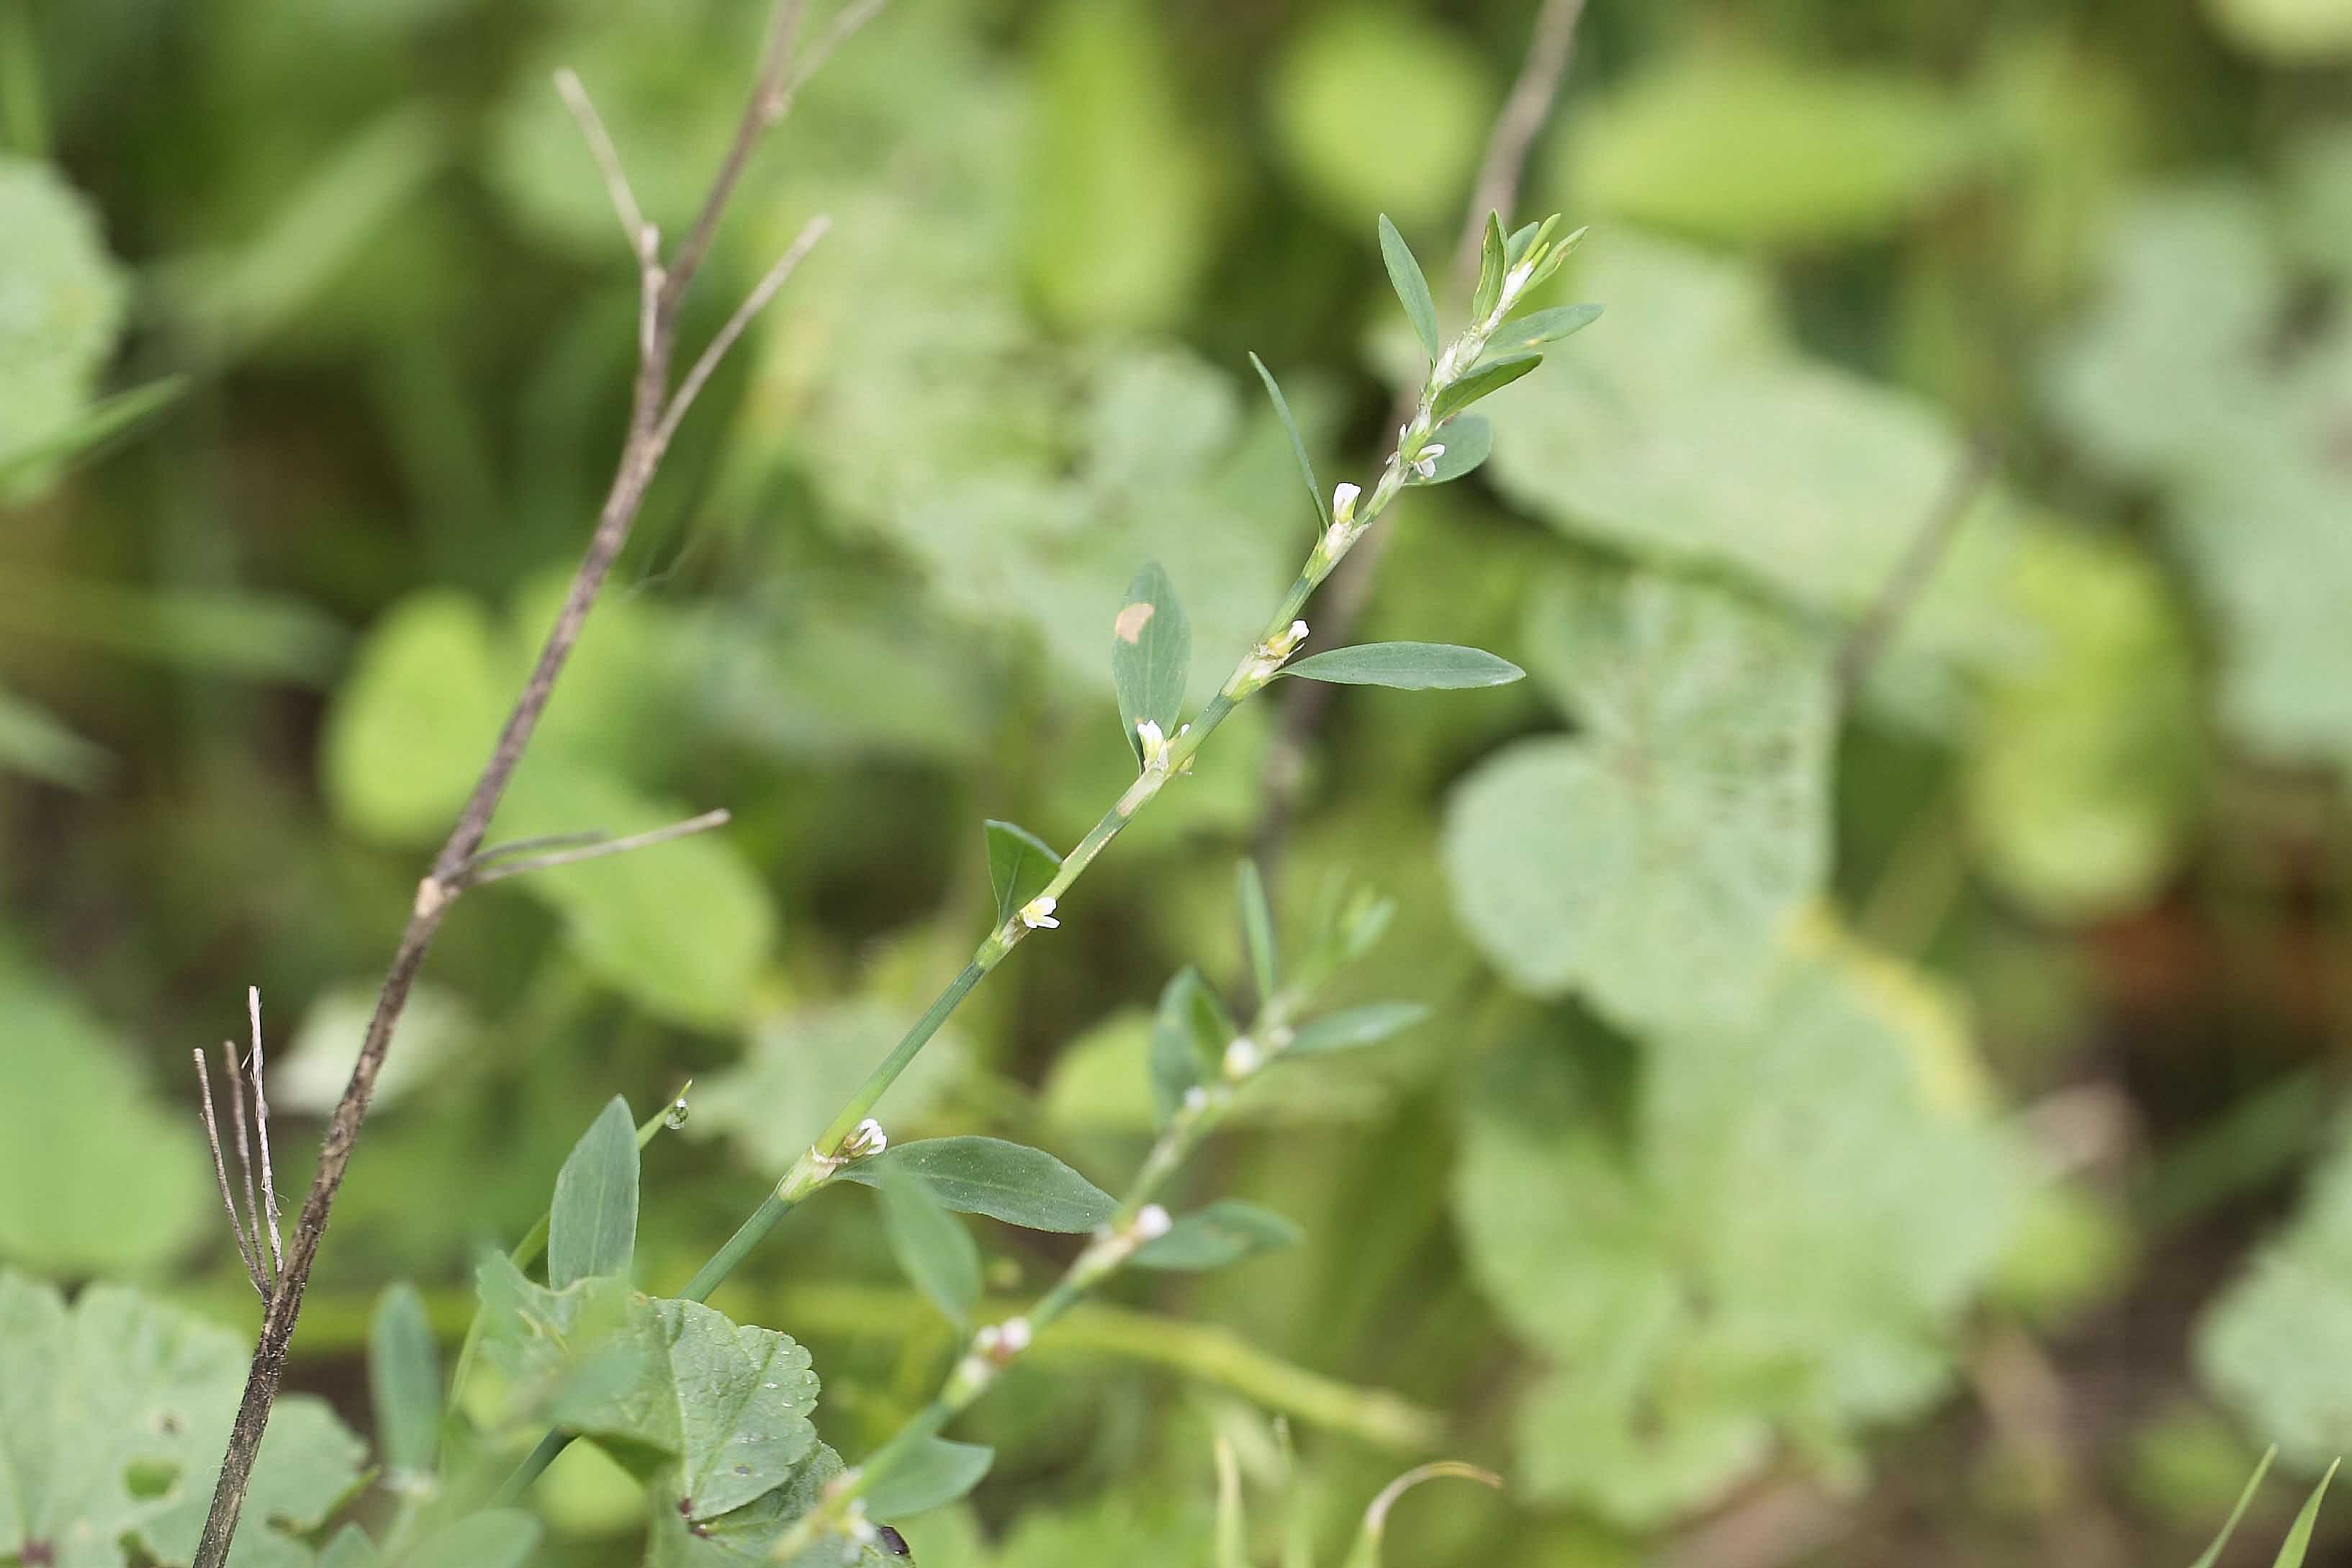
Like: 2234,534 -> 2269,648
1504,221 -> 1542,263
369,1282 -> 441,1477
983,819 -> 1062,926
1287,1001 -> 1431,1055
839,1137 -> 1115,1232
1415,415 -> 1492,485
878,1166 -> 982,1329
1486,302 -> 1603,356
399,1510 -> 542,1568
548,1096 -> 639,1288
1111,561 -> 1191,767
2191,1446 -> 2276,1568
1378,214 -> 1440,361
1217,1436 -> 1248,1568
1150,965 -> 1216,1125
0,376 -> 186,491
1278,642 -> 1525,690
1132,1199 -> 1304,1271
1237,859 -> 1280,1003
1433,351 -> 1541,421
1343,1464 -> 1502,1568
2271,1460 -> 2339,1568
1248,352 -> 1330,528
0,685 -> 107,788
1469,212 -> 1508,322
862,1435 -> 996,1518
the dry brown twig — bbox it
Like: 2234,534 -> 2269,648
1253,0 -> 1590,874
185,1 -> 880,1559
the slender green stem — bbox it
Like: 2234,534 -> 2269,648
810,961 -> 987,1157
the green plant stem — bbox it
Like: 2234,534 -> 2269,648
503,267 -> 1533,1505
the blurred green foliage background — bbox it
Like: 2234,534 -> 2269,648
6,0 -> 2352,1562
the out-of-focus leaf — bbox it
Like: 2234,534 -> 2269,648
549,1096 -> 639,1288
1378,215 -> 1440,361
1417,415 -> 1490,485
878,1166 -> 982,1329
1963,529 -> 2202,921
1454,924 -> 2021,1526
1280,643 -> 1523,691
1150,965 -> 1229,1125
1131,1199 -> 1302,1271
1247,353 -> 1330,528
985,820 -> 1062,928
861,1436 -> 995,1519
0,155 -> 127,498
1441,570 -> 1833,1032
1562,50 -> 1974,244
2204,0 -> 2352,60
1237,860 -> 1279,1004
1285,1002 -> 1430,1056
1339,1464 -> 1502,1568
0,1269 -> 366,1565
396,1510 -> 542,1568
322,590 -> 507,844
275,982 -> 479,1114
698,1001 -> 966,1172
370,1283 -> 443,1479
0,955 -> 210,1275
1270,9 -> 1492,233
1111,561 -> 1191,765
838,1137 -> 1115,1233
0,685 -> 106,788
1022,0 -> 1217,333
0,575 -> 348,686
0,376 -> 182,492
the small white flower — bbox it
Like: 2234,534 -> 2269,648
842,1117 -> 888,1161
1182,1085 -> 1210,1112
1019,895 -> 1060,930
1133,1204 -> 1173,1241
1410,443 -> 1446,481
1271,620 -> 1309,657
1136,718 -> 1169,770
997,1316 -> 1033,1354
1223,1035 -> 1263,1078
1331,482 -> 1361,523
1321,518 -> 1351,561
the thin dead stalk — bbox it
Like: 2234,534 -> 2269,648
184,2 -> 879,1558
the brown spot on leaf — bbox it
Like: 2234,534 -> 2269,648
1114,602 -> 1155,644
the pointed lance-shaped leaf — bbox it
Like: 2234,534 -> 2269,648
1149,965 -> 1218,1125
1470,212 -> 1508,323
1131,1199 -> 1304,1271
2271,1460 -> 2340,1568
983,819 -> 1061,926
1279,643 -> 1525,691
839,1137 -> 1115,1232
1378,215 -> 1441,361
1248,353 -> 1330,529
1505,221 -> 1542,263
549,1095 -> 639,1288
1237,858 -> 1280,1003
878,1166 -> 982,1329
864,1436 -> 996,1519
1111,562 -> 1190,767
1415,415 -> 1491,485
1342,1464 -> 1502,1568
1287,1001 -> 1431,1055
369,1282 -> 442,1477
2190,1447 -> 2276,1568
1487,303 -> 1603,356
1433,352 -> 1541,422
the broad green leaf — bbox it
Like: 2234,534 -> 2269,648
1270,12 -> 1493,231
1248,353 -> 1330,527
1469,212 -> 1508,323
1286,1002 -> 1430,1056
396,1510 -> 541,1568
549,1096 -> 639,1288
0,685 -> 106,788
0,156 -> 128,499
369,1284 -> 442,1478
0,955 -> 210,1274
1280,642 -> 1524,691
1441,571 -> 1834,1030
1453,927 -> 2021,1525
1111,562 -> 1191,766
2189,1447 -> 2276,1568
640,1440 -> 894,1567
861,1436 -> 996,1518
1377,215 -> 1440,361
1131,1199 -> 1303,1271
1560,51 -> 1973,244
322,590 -> 507,844
878,1167 -> 982,1330
838,1137 -> 1115,1233
476,1256 -> 821,1521
2199,1116 -> 2352,1472
1236,860 -> 1280,1003
1416,415 -> 1491,485
984,819 -> 1063,927
1022,0 -> 1217,333
1149,966 -> 1220,1125
1486,303 -> 1604,355
2272,1462 -> 2340,1567
1433,352 -> 1539,422
697,1001 -> 966,1172
0,1269 -> 366,1567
